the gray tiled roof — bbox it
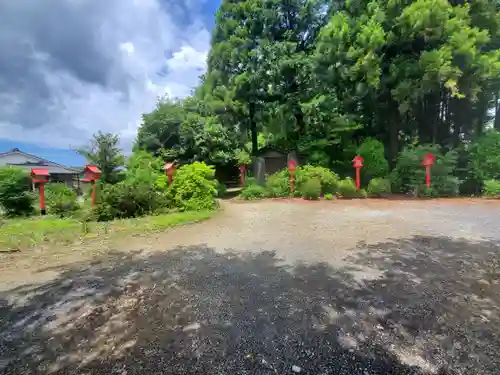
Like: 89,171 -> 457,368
7,163 -> 78,175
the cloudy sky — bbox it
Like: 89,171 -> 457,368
0,0 -> 219,165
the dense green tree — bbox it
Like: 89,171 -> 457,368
136,97 -> 240,165
138,0 -> 500,179
78,131 -> 125,184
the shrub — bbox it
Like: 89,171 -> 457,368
357,138 -> 389,181
358,188 -> 367,198
167,162 -> 218,211
0,167 -> 34,217
296,165 -> 339,195
337,178 -> 358,198
240,183 -> 267,200
216,180 -> 227,197
301,177 -> 321,200
391,145 -> 458,197
95,181 -> 165,221
265,170 -> 290,197
469,130 -> 500,182
324,193 -> 334,200
45,183 -> 79,217
483,180 -> 500,198
367,178 -> 391,197
417,185 -> 438,198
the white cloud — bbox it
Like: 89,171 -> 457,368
0,0 -> 212,150
120,42 -> 135,55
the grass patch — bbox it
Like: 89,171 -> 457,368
0,210 -> 215,251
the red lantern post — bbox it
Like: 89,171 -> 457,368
352,155 -> 364,190
288,160 -> 297,195
164,162 -> 176,185
31,168 -> 49,215
82,165 -> 102,206
422,153 -> 436,188
239,165 -> 246,185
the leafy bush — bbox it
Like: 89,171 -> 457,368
367,178 -> 391,197
357,138 -> 389,181
265,170 -> 290,197
0,167 -> 34,217
358,188 -> 368,198
45,183 -> 79,217
337,178 -> 358,198
391,145 -> 458,197
167,162 -> 218,211
301,177 -> 321,200
95,181 -> 165,221
235,149 -> 252,166
324,193 -> 334,200
469,130 -> 500,182
125,150 -> 168,189
216,180 -> 227,197
483,180 -> 500,198
417,185 -> 438,198
240,183 -> 267,200
296,165 -> 339,195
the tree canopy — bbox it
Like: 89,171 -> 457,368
78,131 -> 125,184
137,0 -> 500,175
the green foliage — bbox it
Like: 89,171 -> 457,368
78,131 -> 125,184
357,138 -> 389,180
337,178 -> 358,198
358,189 -> 368,199
136,0 -> 500,184
0,167 -> 34,217
137,97 -> 240,166
0,211 -> 214,251
240,183 -> 267,200
367,178 -> 392,197
95,181 -> 165,221
417,185 -> 438,199
125,150 -> 168,190
265,170 -> 291,198
391,145 -> 458,197
324,193 -> 334,200
301,177 -> 322,200
483,180 -> 500,198
469,130 -> 500,182
296,165 -> 339,195
216,180 -> 227,198
167,162 -> 218,211
235,149 -> 252,166
45,183 -> 79,217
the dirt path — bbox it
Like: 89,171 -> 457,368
1,199 -> 500,374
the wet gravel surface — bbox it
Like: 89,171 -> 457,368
1,199 -> 500,374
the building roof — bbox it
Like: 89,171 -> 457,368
0,148 -> 79,175
31,168 -> 49,176
85,165 -> 101,174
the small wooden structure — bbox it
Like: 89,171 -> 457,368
253,147 -> 299,184
31,168 -> 49,215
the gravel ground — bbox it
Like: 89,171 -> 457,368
1,199 -> 500,374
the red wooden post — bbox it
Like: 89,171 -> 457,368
31,168 -> 49,215
288,160 -> 297,195
422,153 -> 435,188
239,165 -> 246,185
164,162 -> 176,185
82,165 -> 102,207
352,155 -> 364,190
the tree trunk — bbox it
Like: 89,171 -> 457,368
249,101 -> 258,156
495,94 -> 500,131
389,103 -> 399,170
